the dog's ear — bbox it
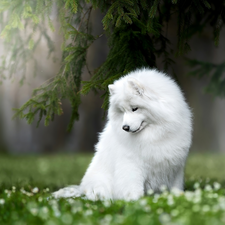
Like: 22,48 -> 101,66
127,78 -> 144,95
108,84 -> 115,95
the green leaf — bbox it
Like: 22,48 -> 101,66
32,15 -> 39,24
28,39 -> 34,50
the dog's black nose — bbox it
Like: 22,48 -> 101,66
122,125 -> 130,132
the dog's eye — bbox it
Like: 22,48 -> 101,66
132,107 -> 138,112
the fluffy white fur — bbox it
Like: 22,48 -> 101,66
53,68 -> 192,201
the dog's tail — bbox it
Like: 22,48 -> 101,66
52,185 -> 82,198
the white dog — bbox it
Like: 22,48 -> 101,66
53,68 -> 192,201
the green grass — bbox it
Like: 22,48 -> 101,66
0,153 -> 225,225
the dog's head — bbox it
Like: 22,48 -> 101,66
108,78 -> 151,133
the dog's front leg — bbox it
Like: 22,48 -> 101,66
113,161 -> 145,201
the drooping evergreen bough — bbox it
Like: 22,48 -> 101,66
0,0 -> 225,130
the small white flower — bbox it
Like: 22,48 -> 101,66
153,194 -> 160,203
104,214 -> 112,222
12,186 -> 16,193
202,205 -> 210,212
61,213 -> 73,224
144,206 -> 151,212
167,195 -> 174,206
194,188 -> 202,196
184,191 -> 194,201
26,192 -> 33,197
213,182 -> 221,191
0,199 -> 5,205
32,187 -> 39,194
41,206 -> 49,214
139,199 -> 147,206
54,209 -> 61,217
103,200 -> 111,207
67,199 -> 75,204
49,199 -> 58,206
171,187 -> 183,197
157,208 -> 163,214
193,182 -> 200,189
71,206 -> 82,214
219,198 -> 225,210
30,208 -> 38,216
160,185 -> 167,192
147,189 -> 154,195
159,213 -> 171,223
84,209 -> 93,216
193,196 -> 201,204
43,188 -> 50,193
204,184 -> 212,192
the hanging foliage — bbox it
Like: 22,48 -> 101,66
1,0 -> 225,130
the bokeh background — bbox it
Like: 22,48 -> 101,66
1,8 -> 225,155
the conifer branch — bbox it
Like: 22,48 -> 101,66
1,0 -> 225,130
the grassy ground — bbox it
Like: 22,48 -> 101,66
0,153 -> 225,225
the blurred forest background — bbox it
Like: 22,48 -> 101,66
1,7 -> 225,154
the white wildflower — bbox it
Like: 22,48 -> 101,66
171,187 -> 183,197
26,192 -> 33,197
147,189 -> 154,195
192,195 -> 201,204
213,182 -> 221,191
67,199 -> 75,205
193,182 -> 200,189
202,205 -> 210,213
103,200 -> 111,207
153,194 -> 160,203
30,208 -> 38,216
144,205 -> 151,212
194,188 -> 202,196
160,185 -> 167,192
159,213 -> 171,224
0,199 -> 5,205
32,187 -> 39,194
204,184 -> 212,192
44,188 -> 50,193
115,215 -> 124,224
104,214 -> 112,222
61,213 -> 73,224
184,191 -> 194,201
84,209 -> 93,216
157,208 -> 163,214
167,195 -> 174,206
54,209 -> 61,217
41,206 -> 49,214
139,199 -> 147,206
219,197 -> 225,210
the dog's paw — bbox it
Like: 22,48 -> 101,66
117,189 -> 144,201
82,186 -> 112,201
124,192 -> 143,201
52,185 -> 81,198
